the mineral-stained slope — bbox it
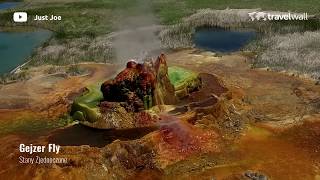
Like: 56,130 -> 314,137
150,115 -> 220,168
1,50 -> 319,179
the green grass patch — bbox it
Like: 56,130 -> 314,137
152,0 -> 320,24
0,0 -> 141,38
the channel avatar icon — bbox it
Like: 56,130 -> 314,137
13,12 -> 28,22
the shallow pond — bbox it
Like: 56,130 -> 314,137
0,30 -> 52,74
193,27 -> 256,52
48,124 -> 157,147
0,2 -> 20,10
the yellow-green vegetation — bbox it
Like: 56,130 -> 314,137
152,0 -> 320,25
0,0 -> 141,38
168,66 -> 202,98
71,84 -> 103,122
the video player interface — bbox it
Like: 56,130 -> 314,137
0,0 -> 319,179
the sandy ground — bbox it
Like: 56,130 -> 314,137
0,63 -> 119,120
167,49 -> 320,128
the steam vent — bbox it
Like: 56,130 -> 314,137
71,53 -> 202,129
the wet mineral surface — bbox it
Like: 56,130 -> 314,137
0,50 -> 319,179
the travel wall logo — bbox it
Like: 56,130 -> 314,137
248,11 -> 309,21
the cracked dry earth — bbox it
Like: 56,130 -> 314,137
0,49 -> 319,180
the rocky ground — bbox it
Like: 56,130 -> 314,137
0,50 -> 319,179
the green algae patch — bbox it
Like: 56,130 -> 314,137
168,66 -> 202,98
71,84 -> 103,123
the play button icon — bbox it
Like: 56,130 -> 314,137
13,12 -> 28,22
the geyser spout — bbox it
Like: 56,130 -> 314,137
100,53 -> 176,112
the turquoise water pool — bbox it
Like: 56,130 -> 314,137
0,2 -> 20,10
0,30 -> 52,74
194,27 -> 257,52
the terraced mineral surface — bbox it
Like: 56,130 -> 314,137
0,50 -> 319,179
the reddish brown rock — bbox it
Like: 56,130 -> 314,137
134,111 -> 159,127
101,53 -> 176,112
150,115 -> 220,167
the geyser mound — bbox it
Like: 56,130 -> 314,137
71,53 -> 202,129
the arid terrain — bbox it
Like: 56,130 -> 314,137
0,49 -> 319,179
